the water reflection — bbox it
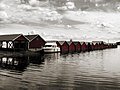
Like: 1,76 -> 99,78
0,55 -> 44,71
29,55 -> 44,64
0,57 -> 28,71
0,47 -> 120,90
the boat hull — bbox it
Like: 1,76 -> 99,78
43,48 -> 60,53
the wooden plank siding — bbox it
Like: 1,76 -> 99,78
25,35 -> 46,51
67,42 -> 76,53
80,42 -> 87,52
92,41 -> 104,50
13,35 -> 29,50
94,43 -> 99,50
56,41 -> 69,54
0,34 -> 29,50
73,42 -> 81,53
86,42 -> 92,51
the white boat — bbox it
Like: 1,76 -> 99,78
42,42 -> 60,53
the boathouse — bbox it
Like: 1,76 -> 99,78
99,42 -> 104,50
94,42 -> 99,50
112,43 -> 117,48
107,43 -> 117,49
25,34 -> 46,51
108,43 -> 112,48
0,34 -> 29,50
86,42 -> 92,51
56,41 -> 69,54
91,43 -> 95,51
67,41 -> 76,53
73,42 -> 81,52
103,43 -> 108,49
80,42 -> 87,52
92,41 -> 105,50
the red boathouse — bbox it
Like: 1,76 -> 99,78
0,34 -> 29,50
92,41 -> 105,50
67,41 -> 76,53
80,42 -> 87,52
86,42 -> 92,51
25,34 -> 46,51
56,41 -> 69,54
73,41 -> 81,52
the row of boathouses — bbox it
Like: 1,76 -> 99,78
0,34 -> 45,51
56,41 -> 117,54
0,34 -> 117,54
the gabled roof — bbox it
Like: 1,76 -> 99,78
0,34 -> 26,41
57,41 -> 68,46
67,41 -> 75,45
25,35 -> 39,41
79,42 -> 85,45
79,42 -> 92,45
25,34 -> 45,42
73,41 -> 81,45
85,42 -> 92,45
92,41 -> 104,44
91,43 -> 95,45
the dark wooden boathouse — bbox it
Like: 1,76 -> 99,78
107,43 -> 117,49
112,43 -> 117,48
86,42 -> 92,51
80,42 -> 87,52
92,41 -> 105,50
73,41 -> 81,53
0,34 -> 29,50
56,41 -> 69,54
99,41 -> 104,50
25,34 -> 46,51
67,41 -> 76,53
92,42 -> 99,50
108,43 -> 114,48
91,43 -> 95,51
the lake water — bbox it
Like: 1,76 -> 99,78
0,46 -> 120,90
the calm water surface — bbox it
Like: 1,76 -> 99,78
0,46 -> 120,90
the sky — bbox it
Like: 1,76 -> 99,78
0,0 -> 120,43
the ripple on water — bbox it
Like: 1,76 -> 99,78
0,47 -> 120,90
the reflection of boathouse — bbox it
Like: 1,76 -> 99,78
0,55 -> 44,71
0,57 -> 29,71
0,34 -> 29,50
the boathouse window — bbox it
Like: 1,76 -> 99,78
2,42 -> 7,48
2,57 -> 7,64
8,41 -> 13,48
